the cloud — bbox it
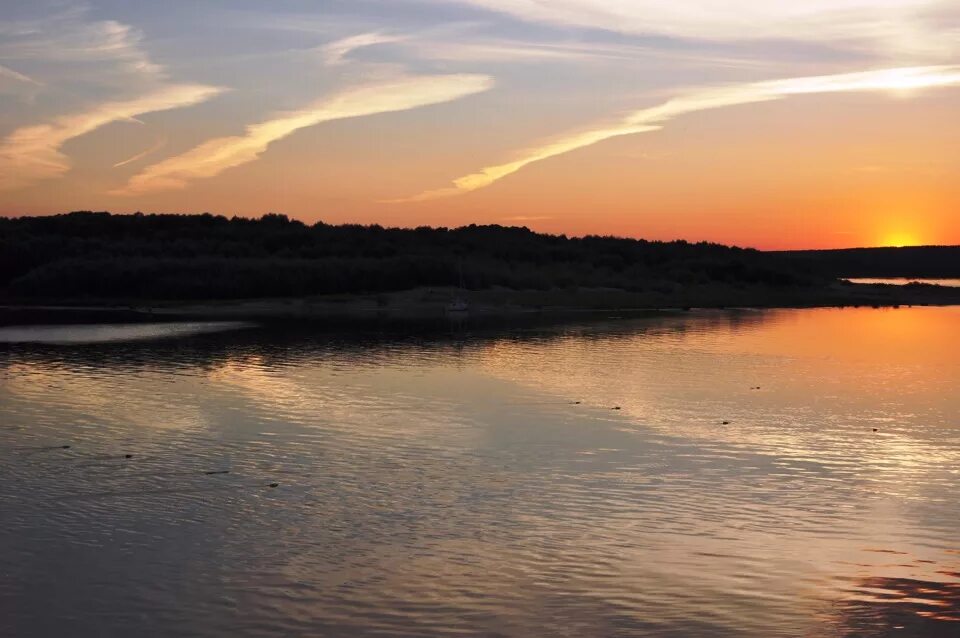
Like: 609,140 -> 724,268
393,122 -> 660,202
0,85 -> 223,192
0,11 -> 163,83
113,74 -> 494,195
501,215 -> 553,221
394,65 -> 960,202
402,37 -> 766,69
0,8 -> 228,192
321,32 -> 405,65
448,0 -> 957,58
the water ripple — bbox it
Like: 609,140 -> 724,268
1,308 -> 958,637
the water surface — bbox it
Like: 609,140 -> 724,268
0,321 -> 252,344
1,308 -> 958,637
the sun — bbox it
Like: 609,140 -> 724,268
879,230 -> 921,248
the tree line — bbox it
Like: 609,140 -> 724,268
1,212 -> 823,300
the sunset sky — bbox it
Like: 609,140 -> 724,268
1,1 -> 959,248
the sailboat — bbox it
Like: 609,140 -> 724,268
446,259 -> 469,313
446,297 -> 469,313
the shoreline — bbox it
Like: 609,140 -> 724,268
2,282 -> 959,325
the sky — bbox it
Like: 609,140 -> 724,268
1,0 -> 959,249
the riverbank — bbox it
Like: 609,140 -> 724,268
3,281 -> 959,325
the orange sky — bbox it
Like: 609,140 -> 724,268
1,1 -> 959,249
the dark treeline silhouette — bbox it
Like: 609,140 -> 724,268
776,246 -> 960,278
2,212 -> 821,301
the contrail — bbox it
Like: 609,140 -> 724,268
113,136 -> 168,168
0,64 -> 42,86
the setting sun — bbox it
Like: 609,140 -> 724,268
880,231 -> 920,247
879,230 -> 923,247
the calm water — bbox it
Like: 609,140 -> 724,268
845,278 -> 960,288
1,308 -> 958,637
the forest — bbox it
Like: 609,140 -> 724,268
776,246 -> 960,278
0,211 -> 832,301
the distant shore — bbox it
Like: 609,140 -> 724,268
2,282 -> 958,325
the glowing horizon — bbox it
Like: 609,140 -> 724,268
1,1 -> 958,249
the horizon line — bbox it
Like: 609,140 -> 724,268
1,210 -> 957,253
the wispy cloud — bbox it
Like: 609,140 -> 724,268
0,85 -> 223,192
0,8 -> 227,192
394,66 -> 960,202
393,123 -> 660,202
501,215 -> 553,222
321,32 -> 405,65
0,11 -> 163,83
403,38 -> 768,69
113,74 -> 494,195
448,0 -> 957,59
